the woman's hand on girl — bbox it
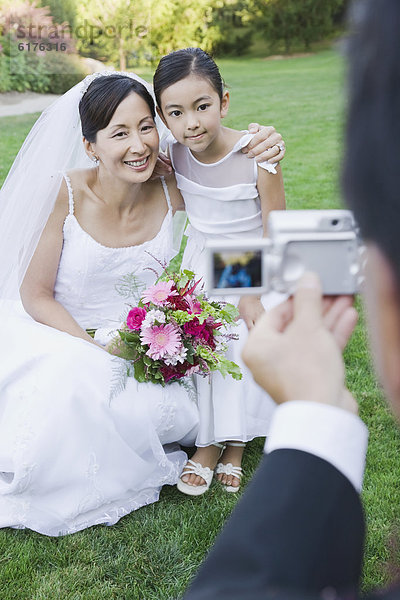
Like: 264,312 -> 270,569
242,123 -> 286,164
150,153 -> 173,179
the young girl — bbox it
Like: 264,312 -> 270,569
153,48 -> 286,495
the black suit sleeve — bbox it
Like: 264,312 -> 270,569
183,449 -> 365,599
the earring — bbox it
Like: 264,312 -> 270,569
92,155 -> 99,165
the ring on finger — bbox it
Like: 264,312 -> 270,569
276,142 -> 285,152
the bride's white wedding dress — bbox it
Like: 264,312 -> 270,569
0,175 -> 198,537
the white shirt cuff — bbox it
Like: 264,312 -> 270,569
264,401 -> 369,493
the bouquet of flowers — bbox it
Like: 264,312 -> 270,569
113,268 -> 242,386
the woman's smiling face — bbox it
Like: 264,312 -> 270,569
90,92 -> 159,183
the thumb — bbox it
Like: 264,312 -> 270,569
293,272 -> 323,325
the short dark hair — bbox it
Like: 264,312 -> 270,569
343,0 -> 400,282
79,74 -> 155,142
153,47 -> 224,109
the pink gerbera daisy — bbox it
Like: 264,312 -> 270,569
141,280 -> 178,306
140,324 -> 181,360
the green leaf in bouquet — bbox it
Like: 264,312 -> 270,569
196,313 -> 207,324
220,303 -> 240,323
176,273 -> 190,290
133,359 -> 147,383
197,345 -> 219,368
143,355 -> 152,366
159,234 -> 189,277
216,357 -> 243,380
199,301 -> 219,319
182,269 -> 195,281
185,345 -> 195,365
119,330 -> 141,344
225,360 -> 243,380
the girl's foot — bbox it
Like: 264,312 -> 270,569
215,442 -> 245,491
179,445 -> 222,488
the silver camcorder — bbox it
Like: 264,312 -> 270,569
205,210 -> 365,296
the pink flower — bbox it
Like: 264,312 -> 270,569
187,295 -> 202,314
140,323 -> 181,360
126,307 -> 147,330
142,280 -> 178,306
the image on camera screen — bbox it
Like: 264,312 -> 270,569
213,250 -> 262,289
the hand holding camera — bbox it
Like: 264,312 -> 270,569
241,272 -> 359,413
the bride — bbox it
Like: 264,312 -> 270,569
0,71 -> 283,536
0,72 -> 200,536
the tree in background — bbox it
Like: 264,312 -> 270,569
0,0 -> 351,91
38,0 -> 77,29
74,0 -> 252,69
149,0 -> 251,60
75,0 -> 153,70
246,0 -> 346,53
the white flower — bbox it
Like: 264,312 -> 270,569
163,345 -> 188,366
141,309 -> 166,329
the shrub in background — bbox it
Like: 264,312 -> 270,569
0,1 -> 86,93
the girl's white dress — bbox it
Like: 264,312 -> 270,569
169,134 -> 285,447
0,176 -> 198,537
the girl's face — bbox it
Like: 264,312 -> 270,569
158,74 -> 229,155
87,92 -> 159,183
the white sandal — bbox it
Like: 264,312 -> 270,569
177,443 -> 225,497
215,442 -> 245,493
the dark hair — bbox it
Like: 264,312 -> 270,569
343,0 -> 400,283
153,47 -> 224,109
79,74 -> 155,142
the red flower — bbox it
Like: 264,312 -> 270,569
160,364 -> 186,382
168,295 -> 189,310
200,326 -> 216,349
183,318 -> 216,349
183,317 -> 205,337
126,307 -> 147,330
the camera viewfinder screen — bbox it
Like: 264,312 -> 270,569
213,250 -> 262,289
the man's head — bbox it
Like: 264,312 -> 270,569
343,0 -> 400,418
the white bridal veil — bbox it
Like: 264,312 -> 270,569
0,71 -> 171,306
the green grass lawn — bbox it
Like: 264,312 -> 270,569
0,49 -> 399,598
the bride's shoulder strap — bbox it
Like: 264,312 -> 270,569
160,176 -> 172,212
62,173 -> 75,215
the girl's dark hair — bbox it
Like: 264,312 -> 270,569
79,74 -> 155,142
153,47 -> 224,109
